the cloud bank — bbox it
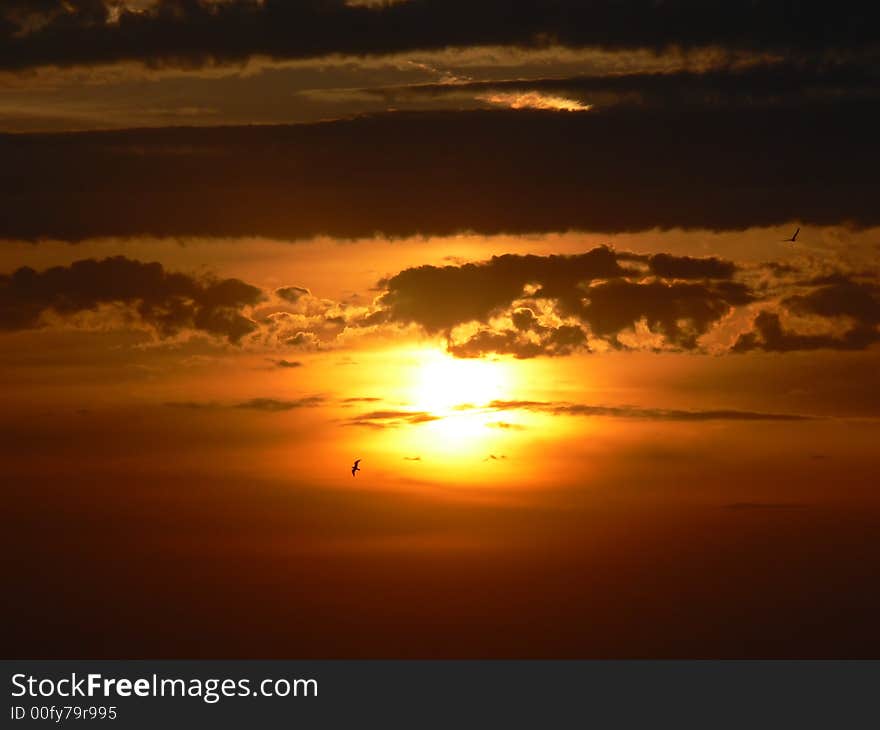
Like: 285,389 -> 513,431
3,103 -> 880,240
2,249 -> 878,357
370,247 -> 755,355
0,255 -> 261,342
2,1 -> 877,71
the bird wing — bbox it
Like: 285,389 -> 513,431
793,227 -> 800,240
354,459 -> 361,467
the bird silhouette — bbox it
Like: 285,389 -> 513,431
782,227 -> 800,243
351,458 -> 361,476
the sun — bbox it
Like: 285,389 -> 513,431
353,346 -> 526,475
409,348 -> 509,415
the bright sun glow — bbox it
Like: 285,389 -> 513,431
382,348 -> 523,469
344,347 -> 540,481
410,349 -> 508,415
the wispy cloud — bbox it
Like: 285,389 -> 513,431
234,397 -> 324,412
346,409 -> 441,428
477,91 -> 591,112
165,396 -> 324,412
485,399 -> 817,422
340,398 -> 816,431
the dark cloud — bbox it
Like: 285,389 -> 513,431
3,103 -> 880,240
375,247 -> 752,355
581,279 -> 753,349
234,396 -> 324,411
368,62 -> 880,111
784,277 -> 880,326
346,409 -> 441,428
486,400 -> 816,422
761,261 -> 801,277
732,311 -> 880,353
374,248 -> 624,332
448,324 -> 587,359
343,398 -> 816,427
1,249 -> 874,359
276,286 -> 311,303
165,396 -> 324,411
646,253 -> 737,280
1,2 -> 877,71
378,255 -> 880,354
0,256 -> 262,342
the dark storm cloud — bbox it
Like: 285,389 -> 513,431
447,323 -> 587,359
580,279 -> 754,349
1,1 -> 877,71
731,311 -> 880,353
732,275 -> 880,353
485,400 -> 816,422
784,276 -> 880,326
374,248 -> 625,332
645,253 -> 737,280
0,256 -> 262,341
1,248 -> 875,358
5,103 -> 879,240
374,247 -> 751,355
369,248 -> 880,356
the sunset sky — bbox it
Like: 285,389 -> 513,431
3,1 -> 880,658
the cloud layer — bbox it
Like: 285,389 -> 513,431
367,62 -> 880,112
367,248 -> 879,357
0,256 -> 261,341
4,103 -> 880,240
2,248 -> 878,357
371,247 -> 755,355
2,2 -> 877,71
344,398 -> 817,428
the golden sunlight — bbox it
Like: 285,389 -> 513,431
409,348 -> 510,415
376,348 -> 524,471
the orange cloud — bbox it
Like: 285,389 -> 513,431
478,91 -> 591,111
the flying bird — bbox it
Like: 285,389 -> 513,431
351,458 -> 361,476
782,227 -> 800,243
